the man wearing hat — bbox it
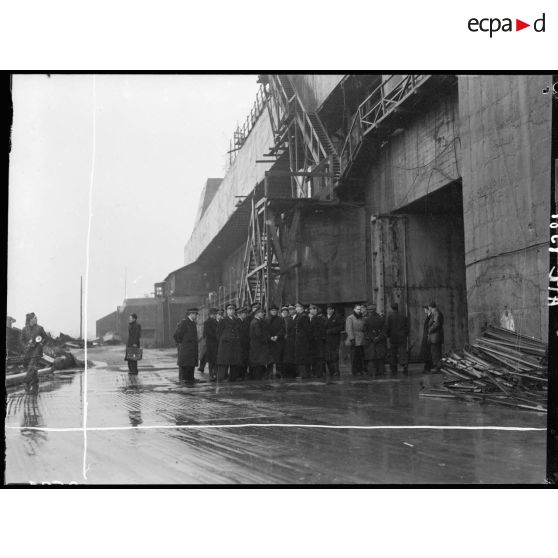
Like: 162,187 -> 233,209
216,303 -> 243,381
308,304 -> 326,378
249,306 -> 271,380
248,302 -> 261,328
294,302 -> 312,378
266,304 -> 285,378
173,308 -> 200,385
426,301 -> 444,373
325,304 -> 344,378
363,303 -> 387,376
282,305 -> 296,377
21,312 -> 48,390
237,307 -> 250,380
345,303 -> 365,376
386,302 -> 410,374
124,313 -> 142,375
203,308 -> 219,381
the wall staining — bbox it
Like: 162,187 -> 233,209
459,75 -> 552,340
366,87 -> 461,215
283,206 -> 366,304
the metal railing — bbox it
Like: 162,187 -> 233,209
228,83 -> 270,164
340,74 -> 431,175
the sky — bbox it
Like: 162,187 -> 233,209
8,74 -> 261,338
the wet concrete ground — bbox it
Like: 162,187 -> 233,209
5,346 -> 547,484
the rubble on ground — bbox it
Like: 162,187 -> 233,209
420,325 -> 547,412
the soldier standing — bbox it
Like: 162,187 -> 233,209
173,308 -> 200,385
249,307 -> 270,380
21,312 -> 48,391
324,304 -> 344,378
125,313 -> 142,375
386,302 -> 410,374
203,308 -> 219,381
363,303 -> 387,376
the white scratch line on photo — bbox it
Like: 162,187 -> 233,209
82,74 -> 97,481
6,424 -> 547,433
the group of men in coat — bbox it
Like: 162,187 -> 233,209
345,302 -> 410,376
173,299 -> 445,385
173,301 -> 346,384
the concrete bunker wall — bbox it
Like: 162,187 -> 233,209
459,74 -> 551,340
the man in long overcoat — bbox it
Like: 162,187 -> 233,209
249,308 -> 270,380
386,302 -> 410,374
125,313 -> 142,375
363,303 -> 387,376
173,308 -> 199,385
266,304 -> 284,378
217,303 -> 243,381
345,304 -> 365,376
427,301 -> 444,372
203,308 -> 219,381
294,302 -> 312,379
324,304 -> 344,378
237,307 -> 250,380
282,305 -> 296,378
309,304 -> 326,378
421,305 -> 432,372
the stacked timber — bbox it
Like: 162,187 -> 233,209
420,325 -> 547,412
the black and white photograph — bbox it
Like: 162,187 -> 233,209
5,72 -> 555,485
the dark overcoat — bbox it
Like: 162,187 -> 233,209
238,317 -> 250,366
363,312 -> 387,360
203,317 -> 219,364
249,318 -> 270,366
427,309 -> 444,345
267,315 -> 285,364
216,316 -> 243,366
421,314 -> 431,359
126,322 -> 141,347
174,318 -> 199,367
325,312 -> 344,362
309,315 -> 326,360
294,312 -> 312,365
386,311 -> 409,344
283,316 -> 296,364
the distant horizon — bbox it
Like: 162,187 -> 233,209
8,74 -> 261,338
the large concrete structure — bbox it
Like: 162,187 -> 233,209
99,74 -> 552,354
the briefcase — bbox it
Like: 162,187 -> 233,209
126,347 -> 143,361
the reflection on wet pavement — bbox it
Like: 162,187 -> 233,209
5,348 -> 547,484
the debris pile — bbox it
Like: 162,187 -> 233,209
420,325 -> 547,412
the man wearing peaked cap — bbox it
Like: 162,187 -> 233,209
237,306 -> 250,380
266,303 -> 284,378
294,301 -> 312,378
202,307 -> 219,381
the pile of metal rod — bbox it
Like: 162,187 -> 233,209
420,325 -> 547,412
